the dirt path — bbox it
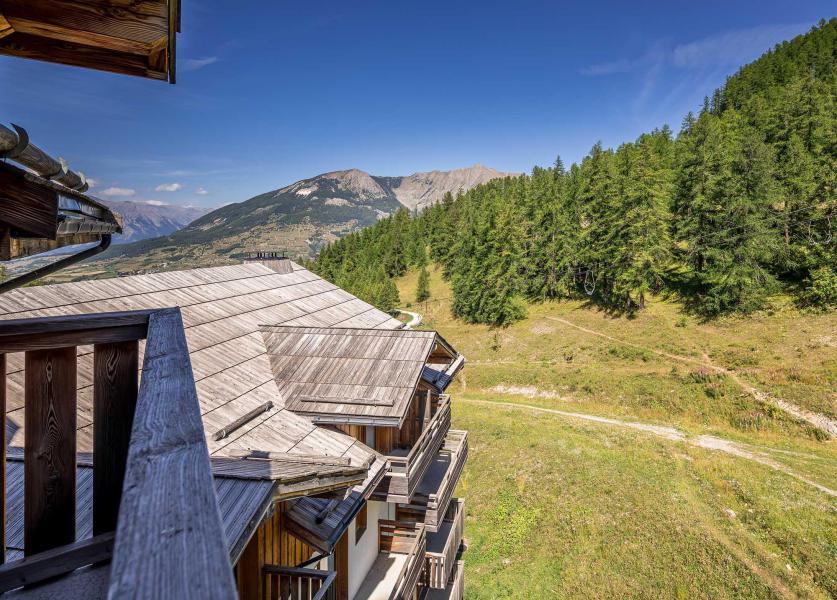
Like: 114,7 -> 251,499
544,315 -> 837,438
461,397 -> 837,498
396,309 -> 422,328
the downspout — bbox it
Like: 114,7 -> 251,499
0,234 -> 111,294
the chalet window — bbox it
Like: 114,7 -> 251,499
355,503 -> 368,542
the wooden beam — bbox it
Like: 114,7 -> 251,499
0,163 -> 58,239
0,0 -> 168,44
0,310 -> 151,353
0,12 -> 13,40
8,17 -> 152,54
107,308 -> 237,599
1,232 -> 105,261
24,346 -> 77,556
0,32 -> 167,80
0,353 -> 5,565
0,532 -> 114,593
93,340 -> 138,535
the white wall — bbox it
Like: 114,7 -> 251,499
348,500 -> 394,600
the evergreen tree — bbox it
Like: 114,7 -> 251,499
416,267 -> 431,303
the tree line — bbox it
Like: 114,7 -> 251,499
313,19 -> 836,325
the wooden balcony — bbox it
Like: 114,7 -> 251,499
355,520 -> 426,600
373,396 -> 451,504
0,309 -> 235,598
422,560 -> 464,600
424,499 -> 465,590
261,565 -> 336,600
397,430 -> 468,532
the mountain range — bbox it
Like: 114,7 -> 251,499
104,164 -> 514,271
101,199 -> 209,244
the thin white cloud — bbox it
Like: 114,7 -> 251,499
581,22 -> 811,76
671,23 -> 809,69
101,186 -> 135,197
181,56 -> 219,72
196,187 -> 209,195
580,58 -> 635,76
141,200 -> 168,206
155,182 -> 183,192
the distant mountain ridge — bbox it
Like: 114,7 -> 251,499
101,199 -> 209,244
106,165 -> 514,269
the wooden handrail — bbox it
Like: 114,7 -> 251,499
427,430 -> 468,509
0,310 -> 152,352
387,395 -> 450,465
425,498 -> 465,589
378,520 -> 426,600
108,308 -> 236,598
387,396 -> 450,473
262,565 -> 336,600
0,308 -> 236,598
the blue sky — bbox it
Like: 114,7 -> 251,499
0,2 -> 832,209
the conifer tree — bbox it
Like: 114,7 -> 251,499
416,267 -> 431,303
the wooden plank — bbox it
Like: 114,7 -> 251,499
0,353 -> 5,564
0,310 -> 150,353
0,0 -> 168,42
0,531 -> 114,593
24,346 -> 77,556
92,340 -> 138,535
0,162 -> 57,238
0,32 -> 166,80
334,530 -> 348,600
107,308 -> 237,599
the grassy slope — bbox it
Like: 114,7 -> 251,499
397,267 -> 836,599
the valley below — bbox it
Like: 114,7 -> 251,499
398,267 -> 837,599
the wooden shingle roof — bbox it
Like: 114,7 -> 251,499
260,326 -> 458,427
0,262 -> 402,494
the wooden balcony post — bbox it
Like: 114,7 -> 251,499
0,353 -> 5,565
93,340 -> 139,535
24,347 -> 77,556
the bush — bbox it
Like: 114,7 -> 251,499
799,266 -> 837,308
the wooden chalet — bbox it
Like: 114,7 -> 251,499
0,259 -> 468,599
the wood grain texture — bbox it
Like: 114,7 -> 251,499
24,346 -> 77,556
0,310 -> 150,353
0,32 -> 166,80
0,531 -> 114,593
107,308 -> 237,599
92,340 -> 138,535
0,163 -> 57,239
0,0 -> 176,81
0,353 -> 5,564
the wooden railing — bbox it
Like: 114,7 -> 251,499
447,560 -> 465,600
377,395 -> 450,502
0,309 -> 236,598
425,431 -> 468,529
262,565 -> 336,600
425,499 -> 465,589
379,520 -> 426,600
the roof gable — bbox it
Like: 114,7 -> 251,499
260,326 -> 457,426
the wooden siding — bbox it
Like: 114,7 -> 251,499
237,500 -> 316,600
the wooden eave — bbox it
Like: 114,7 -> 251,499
283,457 -> 388,553
0,0 -> 180,83
0,161 -> 121,260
